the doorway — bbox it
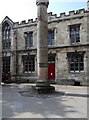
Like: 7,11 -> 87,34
2,56 -> 10,82
48,54 -> 55,80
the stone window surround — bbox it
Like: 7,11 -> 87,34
48,29 -> 55,46
22,55 -> 35,73
24,31 -> 33,49
69,24 -> 81,44
67,51 -> 85,73
2,23 -> 11,51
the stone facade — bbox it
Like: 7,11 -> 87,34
0,6 -> 89,85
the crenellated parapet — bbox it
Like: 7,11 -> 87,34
13,19 -> 37,28
69,10 -> 75,16
60,12 -> 66,17
28,19 -> 33,23
48,8 -> 88,23
20,20 -> 26,24
76,9 -> 86,14
13,8 -> 88,28
48,12 -> 57,21
48,12 -> 57,17
49,9 -> 88,21
48,8 -> 87,18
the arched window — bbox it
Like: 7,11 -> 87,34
2,22 -> 11,50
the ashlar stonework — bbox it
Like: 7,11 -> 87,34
0,3 -> 89,86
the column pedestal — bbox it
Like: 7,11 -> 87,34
36,80 -> 55,93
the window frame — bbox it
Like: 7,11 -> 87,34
27,31 -> 33,48
68,52 -> 84,73
23,55 -> 35,73
2,23 -> 11,51
69,24 -> 80,44
48,29 -> 55,46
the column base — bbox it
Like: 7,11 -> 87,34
36,80 -> 55,94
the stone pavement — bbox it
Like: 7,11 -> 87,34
0,83 -> 88,119
0,85 -> 2,120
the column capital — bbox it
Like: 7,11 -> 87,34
87,0 -> 89,10
36,0 -> 49,7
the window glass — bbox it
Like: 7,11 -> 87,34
70,25 -> 80,44
27,32 -> 33,47
68,53 -> 84,72
48,29 -> 55,46
23,56 -> 35,73
2,23 -> 11,51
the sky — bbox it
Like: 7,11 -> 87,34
0,0 -> 87,23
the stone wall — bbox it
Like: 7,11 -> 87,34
0,9 -> 89,85
0,24 -> 2,83
56,47 -> 87,85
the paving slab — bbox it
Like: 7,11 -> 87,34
0,85 -> 2,120
0,83 -> 88,119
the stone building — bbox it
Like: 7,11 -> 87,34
0,1 -> 89,85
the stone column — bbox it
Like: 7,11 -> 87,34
87,8 -> 89,86
36,0 -> 49,88
10,30 -> 16,81
87,0 -> 89,11
36,0 -> 55,93
0,24 -> 2,83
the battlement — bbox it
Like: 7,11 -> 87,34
20,20 -> 26,24
13,8 -> 88,28
28,19 -> 33,23
76,8 -> 86,14
48,12 -> 52,16
48,12 -> 57,21
14,18 -> 37,28
49,8 -> 86,18
69,10 -> 75,16
60,12 -> 66,17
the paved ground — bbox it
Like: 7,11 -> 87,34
0,83 -> 89,119
0,85 -> 2,120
